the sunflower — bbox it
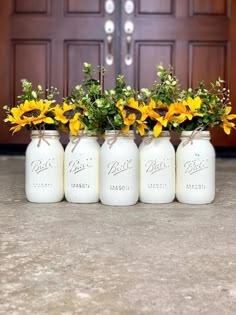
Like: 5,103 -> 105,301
5,100 -> 55,134
147,99 -> 176,137
116,98 -> 148,135
220,106 -> 236,135
173,96 -> 204,124
54,102 -> 84,135
135,107 -> 149,136
69,112 -> 84,136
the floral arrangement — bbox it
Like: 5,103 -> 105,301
140,64 -> 180,137
4,79 -> 59,133
95,73 -> 148,136
140,65 -> 236,136
3,63 -> 236,138
54,63 -> 104,136
175,80 -> 236,134
54,63 -> 148,137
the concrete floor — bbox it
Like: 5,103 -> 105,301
0,156 -> 236,315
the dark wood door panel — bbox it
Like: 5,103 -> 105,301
134,42 -> 174,89
12,41 -> 51,103
189,42 -> 228,88
138,0 -> 173,14
64,41 -> 104,94
191,0 -> 228,15
14,0 -> 49,14
66,0 -> 102,14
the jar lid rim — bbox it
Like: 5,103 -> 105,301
144,131 -> 170,137
31,130 -> 59,137
105,130 -> 134,136
70,131 -> 96,137
31,129 -> 59,134
181,130 -> 210,135
180,130 -> 211,141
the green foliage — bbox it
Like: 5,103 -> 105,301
17,79 -> 58,103
96,74 -> 139,131
63,64 -> 140,134
141,64 -> 180,104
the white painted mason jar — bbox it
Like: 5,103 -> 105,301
99,130 -> 139,206
25,130 -> 64,203
64,132 -> 100,203
139,131 -> 175,203
176,130 -> 215,204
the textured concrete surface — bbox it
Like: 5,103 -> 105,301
0,156 -> 236,315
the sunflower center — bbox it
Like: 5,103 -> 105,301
154,108 -> 168,116
64,108 -> 82,119
21,109 -> 41,119
125,107 -> 142,120
186,105 -> 191,112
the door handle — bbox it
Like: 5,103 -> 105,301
106,34 -> 113,65
125,34 -> 132,66
124,21 -> 134,66
104,20 -> 115,65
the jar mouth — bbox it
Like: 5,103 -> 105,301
144,131 -> 170,137
181,130 -> 211,140
31,130 -> 59,136
105,130 -> 135,137
70,130 -> 96,137
181,130 -> 210,134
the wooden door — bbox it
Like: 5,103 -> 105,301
0,0 -> 236,148
0,0 -> 117,144
121,0 -> 236,146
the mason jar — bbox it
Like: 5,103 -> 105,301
64,132 -> 100,203
25,130 -> 64,203
99,130 -> 139,206
139,131 -> 175,203
176,130 -> 215,204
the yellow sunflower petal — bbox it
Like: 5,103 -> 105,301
136,122 -> 148,136
127,97 -> 139,110
226,114 -> 236,121
176,113 -> 188,124
148,99 -> 156,109
10,124 -> 22,134
116,99 -> 124,110
225,106 -> 232,115
153,122 -> 163,137
43,117 -> 55,124
221,120 -> 235,135
184,96 -> 202,111
121,125 -> 130,134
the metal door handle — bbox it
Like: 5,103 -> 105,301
105,20 -> 115,65
124,21 -> 134,66
125,35 -> 132,66
106,34 -> 113,65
